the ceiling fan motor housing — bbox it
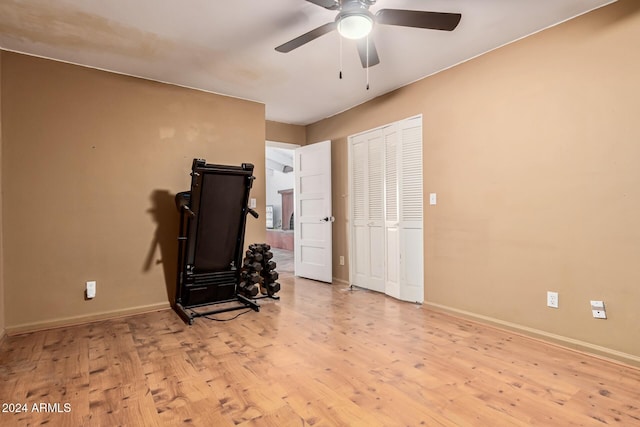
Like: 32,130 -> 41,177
339,0 -> 375,12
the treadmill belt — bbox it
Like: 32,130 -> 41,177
194,173 -> 246,272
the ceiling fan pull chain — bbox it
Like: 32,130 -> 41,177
339,34 -> 343,79
366,35 -> 370,90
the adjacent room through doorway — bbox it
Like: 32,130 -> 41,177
265,141 -> 299,277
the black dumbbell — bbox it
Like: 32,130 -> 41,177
266,282 -> 280,295
244,251 -> 263,262
240,271 -> 260,283
243,259 -> 263,272
263,270 -> 279,282
239,281 -> 259,297
249,244 -> 264,253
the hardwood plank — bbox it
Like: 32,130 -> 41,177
156,396 -> 234,426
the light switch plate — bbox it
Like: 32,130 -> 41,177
429,193 -> 437,205
86,281 -> 96,299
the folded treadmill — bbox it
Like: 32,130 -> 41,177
174,159 -> 260,324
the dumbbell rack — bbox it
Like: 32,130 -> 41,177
238,243 -> 281,300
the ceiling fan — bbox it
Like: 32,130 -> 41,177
275,0 -> 462,68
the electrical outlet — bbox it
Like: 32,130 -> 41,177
86,281 -> 96,299
547,291 -> 558,308
591,300 -> 607,319
339,256 -> 345,266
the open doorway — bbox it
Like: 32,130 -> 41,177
265,141 -> 299,277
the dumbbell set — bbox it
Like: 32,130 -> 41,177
237,243 -> 281,298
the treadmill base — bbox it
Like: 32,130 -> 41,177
174,295 -> 260,325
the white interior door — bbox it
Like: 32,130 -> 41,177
294,140 -> 333,282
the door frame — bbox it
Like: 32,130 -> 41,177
266,141 -> 300,150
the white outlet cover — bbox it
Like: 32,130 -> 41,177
429,193 -> 437,205
547,291 -> 558,308
590,301 -> 606,319
592,310 -> 607,319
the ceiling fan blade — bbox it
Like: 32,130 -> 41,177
305,0 -> 340,10
275,22 -> 337,53
356,37 -> 380,68
376,9 -> 462,31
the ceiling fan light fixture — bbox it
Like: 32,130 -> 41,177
337,13 -> 373,40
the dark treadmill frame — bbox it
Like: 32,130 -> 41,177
174,159 -> 260,324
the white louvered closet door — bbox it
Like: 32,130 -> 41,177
350,130 -> 385,292
398,117 -> 424,303
367,133 -> 385,292
349,116 -> 423,303
351,136 -> 369,288
384,124 -> 401,299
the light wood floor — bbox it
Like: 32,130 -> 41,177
1,276 -> 640,426
270,248 -> 294,276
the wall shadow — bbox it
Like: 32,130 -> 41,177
144,189 -> 180,306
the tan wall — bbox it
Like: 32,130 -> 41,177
307,0 -> 640,361
266,120 -> 306,145
2,52 -> 266,331
0,50 -> 5,338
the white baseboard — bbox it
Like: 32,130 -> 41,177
426,302 -> 640,369
6,302 -> 171,336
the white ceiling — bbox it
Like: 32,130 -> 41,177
266,146 -> 295,173
0,0 -> 616,125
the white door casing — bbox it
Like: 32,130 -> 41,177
294,140 -> 333,283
